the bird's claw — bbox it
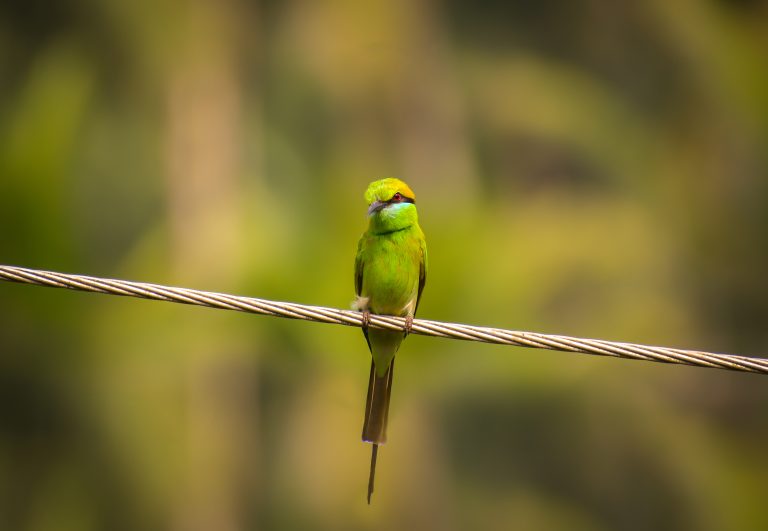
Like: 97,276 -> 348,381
404,315 -> 413,337
361,310 -> 371,330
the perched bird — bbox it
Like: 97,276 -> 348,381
353,178 -> 427,503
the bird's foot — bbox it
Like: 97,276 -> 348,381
361,310 -> 371,331
403,315 -> 413,337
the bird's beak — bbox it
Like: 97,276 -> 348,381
367,200 -> 386,216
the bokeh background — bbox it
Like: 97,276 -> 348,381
2,1 -> 768,529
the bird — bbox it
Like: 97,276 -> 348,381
353,178 -> 427,503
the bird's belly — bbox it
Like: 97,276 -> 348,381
362,262 -> 418,316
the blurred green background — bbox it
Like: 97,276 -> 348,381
1,0 -> 767,529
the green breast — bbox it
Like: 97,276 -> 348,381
360,226 -> 423,316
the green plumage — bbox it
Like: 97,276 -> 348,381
355,226 -> 426,375
354,178 -> 427,503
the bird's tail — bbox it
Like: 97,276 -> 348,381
362,357 -> 394,503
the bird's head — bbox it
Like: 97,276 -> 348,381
364,178 -> 418,234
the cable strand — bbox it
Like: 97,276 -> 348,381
1,264 -> 766,375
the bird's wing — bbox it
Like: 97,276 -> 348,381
355,234 -> 373,353
355,235 -> 365,297
414,236 -> 427,316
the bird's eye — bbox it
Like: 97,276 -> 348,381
392,192 -> 402,202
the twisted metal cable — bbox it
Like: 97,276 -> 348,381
1,264 -> 766,375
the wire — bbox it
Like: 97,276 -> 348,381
1,264 -> 766,375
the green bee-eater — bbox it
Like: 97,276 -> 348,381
353,178 -> 427,503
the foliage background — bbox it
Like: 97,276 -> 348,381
1,1 -> 767,529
